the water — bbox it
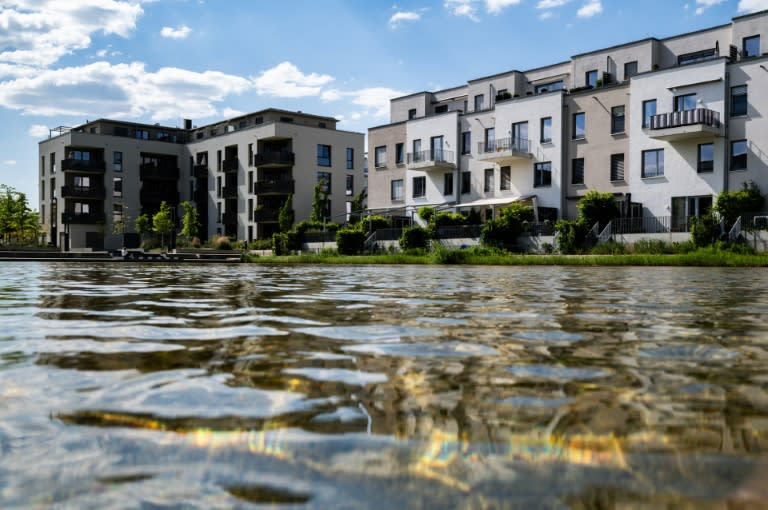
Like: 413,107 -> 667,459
1,262 -> 767,508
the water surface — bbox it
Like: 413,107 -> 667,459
1,262 -> 767,508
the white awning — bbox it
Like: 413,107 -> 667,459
455,195 -> 535,209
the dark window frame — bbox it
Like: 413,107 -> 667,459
395,143 -> 404,165
697,143 -> 714,173
571,158 -> 584,185
461,131 -> 471,155
443,173 -> 453,196
391,179 -> 404,202
500,166 -> 511,191
641,148 -> 664,178
674,93 -> 697,112
611,106 -> 625,134
610,153 -> 625,182
374,146 -> 387,168
731,140 -> 748,171
586,69 -> 598,88
731,85 -> 748,116
540,117 -> 552,143
572,112 -> 585,140
623,61 -> 638,81
534,162 -> 552,188
346,148 -> 354,169
412,176 -> 426,198
317,144 -> 331,167
642,99 -> 657,128
743,35 -> 760,59
461,171 -> 471,195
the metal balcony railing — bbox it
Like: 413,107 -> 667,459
253,151 -> 295,166
222,158 -> 239,173
406,149 -> 455,165
649,108 -> 720,130
478,137 -> 530,154
62,211 -> 106,224
61,158 -> 106,173
140,164 -> 179,180
60,185 -> 105,199
254,180 -> 295,195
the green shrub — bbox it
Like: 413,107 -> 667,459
690,214 -> 720,248
140,238 -> 160,251
248,239 -> 273,250
671,240 -> 697,254
358,215 -> 391,232
432,244 -> 469,264
418,207 -> 435,223
714,182 -> 764,227
272,232 -> 292,255
433,211 -> 468,227
591,240 -> 626,255
399,226 -> 430,251
630,239 -> 668,254
480,203 -> 534,249
577,190 -> 621,230
336,228 -> 366,255
211,235 -> 233,250
715,240 -> 756,255
555,219 -> 588,254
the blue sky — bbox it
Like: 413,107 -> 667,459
1,0 -> 766,206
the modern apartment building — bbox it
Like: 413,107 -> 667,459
39,109 -> 364,250
368,10 -> 768,230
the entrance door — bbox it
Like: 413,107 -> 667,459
430,136 -> 444,162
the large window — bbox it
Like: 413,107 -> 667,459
317,171 -> 331,193
395,143 -> 404,165
731,140 -> 748,171
346,148 -> 354,169
346,174 -> 354,196
586,69 -> 598,88
391,179 -> 404,202
642,149 -> 664,178
74,176 -> 90,190
74,202 -> 90,214
535,81 -> 563,94
113,151 -> 122,172
461,131 -> 471,155
408,108 -> 417,120
642,99 -> 657,128
743,35 -> 760,58
572,112 -> 585,139
430,136 -> 444,161
113,177 -> 122,197
571,158 -> 584,185
484,168 -> 494,193
624,61 -> 638,81
674,94 -> 697,112
412,176 -> 426,198
317,144 -> 331,166
611,106 -> 625,134
678,49 -> 716,66
541,117 -> 552,143
512,122 -> 528,150
610,154 -> 625,181
374,146 -> 387,168
412,139 -> 422,161
500,166 -> 510,191
731,85 -> 748,116
474,94 -> 484,112
698,143 -> 714,173
534,162 -> 552,188
484,128 -> 495,151
443,173 -> 453,195
461,171 -> 471,194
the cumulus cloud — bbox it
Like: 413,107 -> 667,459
389,11 -> 420,28
537,0 -> 569,7
0,0 -> 144,68
252,61 -> 334,98
28,124 -> 50,137
160,25 -> 191,39
738,0 -> 768,12
221,107 -> 245,118
695,0 -> 724,14
577,0 -> 602,18
486,0 -> 521,14
321,87 -> 407,118
444,0 -> 479,21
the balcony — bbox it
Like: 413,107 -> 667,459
222,211 -> 238,225
61,158 -> 106,174
645,108 -> 721,141
253,209 -> 284,222
254,151 -> 295,167
193,165 -> 208,179
62,211 -> 105,224
140,164 -> 179,181
254,179 -> 295,195
223,158 -> 239,173
406,149 -> 455,172
222,185 -> 238,199
140,189 -> 180,204
60,185 -> 105,200
476,137 -> 532,165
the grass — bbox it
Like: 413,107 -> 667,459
244,245 -> 768,267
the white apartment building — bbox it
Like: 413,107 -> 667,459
39,109 -> 365,251
368,10 -> 768,230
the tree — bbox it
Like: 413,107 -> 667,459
180,200 -> 200,240
278,194 -> 294,233
310,182 -> 328,223
577,190 -> 620,230
349,189 -> 367,224
135,213 -> 151,241
152,201 -> 174,250
714,181 -> 764,227
0,185 -> 38,245
111,203 -> 131,245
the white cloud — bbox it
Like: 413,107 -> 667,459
160,25 -> 191,39
694,0 -> 724,14
28,124 -> 50,137
537,0 -> 569,8
388,11 -> 420,28
3,160 -> 16,166
0,0 -> 144,68
221,107 -> 245,118
252,61 -> 334,98
320,87 -> 406,118
738,0 -> 768,12
540,11 -> 554,19
485,0 -> 521,14
577,0 -> 602,18
444,0 -> 479,21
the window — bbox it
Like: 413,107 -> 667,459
674,93 -> 697,112
430,136 -> 444,161
113,177 -> 122,197
624,61 -> 638,80
572,112 -> 585,139
435,105 -> 448,114
444,173 -> 453,195
391,179 -> 404,201
610,154 -> 625,181
484,128 -> 495,151
642,149 -> 664,178
678,49 -> 716,66
135,129 -> 149,140
512,122 -> 528,151
642,99 -> 657,128
408,108 -> 417,120
461,131 -> 471,155
572,158 -> 584,185
586,69 -> 598,88
412,139 -> 422,162
41,156 -> 45,176
413,176 -> 426,198
216,176 -> 222,198
317,171 -> 332,193
731,85 -> 748,116
395,143 -> 404,165
74,202 -> 90,215
692,143 -> 715,173
217,202 -> 221,223
541,117 -> 552,143
248,198 -> 253,221
474,94 -> 485,112
534,162 -> 552,187
41,180 -> 45,200
74,176 -> 90,189
69,150 -> 91,161
535,81 -> 563,94
374,146 -> 387,168
248,171 -> 253,194
317,144 -> 331,166
50,152 -> 56,173
743,35 -> 760,58
500,166 -> 510,191
461,171 -> 471,194
611,106 -> 625,134
113,204 -> 123,225
484,168 -> 494,193
248,144 -> 253,166
731,140 -> 748,171
280,117 -> 294,123
113,151 -> 122,172
346,148 -> 354,169
346,174 -> 354,196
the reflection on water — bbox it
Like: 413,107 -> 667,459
1,262 -> 768,508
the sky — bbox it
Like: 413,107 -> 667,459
1,0 -> 766,207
